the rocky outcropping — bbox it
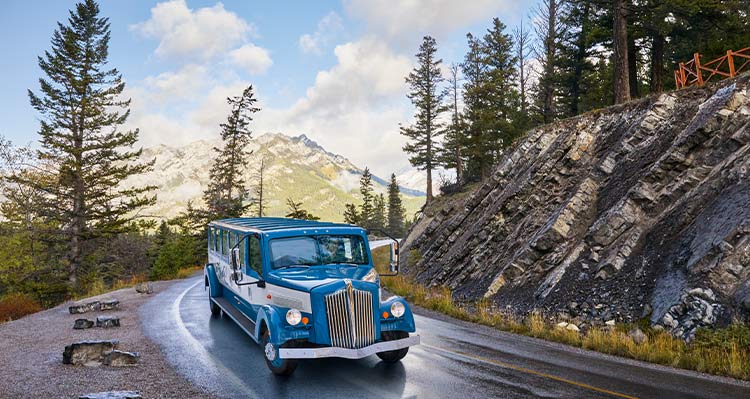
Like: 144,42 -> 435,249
402,75 -> 750,339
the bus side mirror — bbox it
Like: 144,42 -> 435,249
389,242 -> 399,273
231,247 -> 241,271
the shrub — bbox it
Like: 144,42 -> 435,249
0,292 -> 42,322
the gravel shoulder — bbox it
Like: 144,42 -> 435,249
0,280 -> 213,399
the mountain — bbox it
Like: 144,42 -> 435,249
401,76 -> 750,339
125,133 -> 425,222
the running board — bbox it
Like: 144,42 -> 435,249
212,296 -> 257,341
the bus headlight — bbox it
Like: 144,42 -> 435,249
390,301 -> 405,318
362,268 -> 379,283
286,309 -> 302,325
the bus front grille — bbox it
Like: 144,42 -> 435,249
324,285 -> 375,349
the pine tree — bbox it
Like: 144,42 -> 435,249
386,173 -> 406,237
401,36 -> 447,203
203,85 -> 259,219
462,19 -> 519,180
613,0 -> 631,104
285,198 -> 320,221
514,20 -> 533,119
358,168 -> 375,229
558,0 -> 595,117
372,194 -> 387,231
343,203 -> 360,225
439,64 -> 467,184
253,157 -> 267,217
18,0 -> 155,290
532,0 -> 563,123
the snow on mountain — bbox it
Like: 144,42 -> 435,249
126,133 -> 426,221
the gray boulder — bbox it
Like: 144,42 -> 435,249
69,301 -> 100,314
62,340 -> 118,366
134,282 -> 153,294
96,316 -> 120,328
103,350 -> 140,366
73,319 -> 94,329
628,328 -> 648,344
79,391 -> 142,399
99,299 -> 120,311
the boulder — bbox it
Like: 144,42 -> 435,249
605,319 -> 616,327
566,323 -> 580,332
62,340 -> 118,366
99,299 -> 120,311
103,350 -> 140,367
79,391 -> 142,399
134,282 -> 153,294
628,328 -> 648,344
96,316 -> 120,328
69,301 -> 101,314
73,319 -> 94,329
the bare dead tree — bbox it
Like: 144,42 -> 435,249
514,19 -> 533,115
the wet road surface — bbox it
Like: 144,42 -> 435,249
140,277 -> 750,399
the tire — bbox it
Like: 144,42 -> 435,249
208,286 -> 221,317
261,329 -> 298,376
376,330 -> 409,363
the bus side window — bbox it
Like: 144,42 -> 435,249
213,228 -> 219,252
221,230 -> 228,255
248,235 -> 262,276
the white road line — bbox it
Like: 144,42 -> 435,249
173,278 -> 260,399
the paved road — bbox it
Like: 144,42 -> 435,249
141,277 -> 750,399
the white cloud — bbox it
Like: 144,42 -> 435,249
298,12 -> 344,55
141,64 -> 210,103
131,0 -> 254,60
344,0 -> 518,40
228,44 -> 273,74
254,37 -> 415,175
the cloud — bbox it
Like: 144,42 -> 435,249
254,37 -> 415,175
228,44 -> 273,74
140,64 -> 211,103
343,0 -> 518,40
298,12 -> 344,55
131,0 -> 255,60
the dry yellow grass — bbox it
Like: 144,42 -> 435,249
372,246 -> 750,380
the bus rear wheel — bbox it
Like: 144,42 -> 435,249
376,331 -> 409,363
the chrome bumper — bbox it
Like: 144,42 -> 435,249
279,334 -> 420,359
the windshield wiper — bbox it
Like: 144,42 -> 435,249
275,264 -> 312,270
327,262 -> 360,266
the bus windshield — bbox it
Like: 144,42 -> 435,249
269,235 -> 368,269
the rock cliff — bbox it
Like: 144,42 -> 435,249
401,75 -> 750,339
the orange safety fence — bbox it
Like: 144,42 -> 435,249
674,48 -> 750,89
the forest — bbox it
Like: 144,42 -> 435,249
399,0 -> 750,201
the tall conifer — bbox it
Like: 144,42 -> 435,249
21,0 -> 155,290
401,36 -> 447,203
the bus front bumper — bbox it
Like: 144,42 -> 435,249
279,334 -> 420,359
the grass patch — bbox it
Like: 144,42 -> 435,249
372,246 -> 750,380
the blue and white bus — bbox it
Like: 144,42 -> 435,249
204,217 -> 419,376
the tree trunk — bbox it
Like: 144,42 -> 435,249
628,36 -> 639,98
613,0 -> 631,104
649,31 -> 665,93
570,2 -> 590,116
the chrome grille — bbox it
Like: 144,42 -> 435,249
324,283 -> 375,349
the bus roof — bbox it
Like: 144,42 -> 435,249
210,217 -> 359,233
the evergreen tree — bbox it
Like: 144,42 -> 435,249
372,194 -> 387,231
462,19 -> 519,180
358,168 -> 375,229
285,198 -> 320,221
558,0 -> 596,117
386,173 -> 406,237
439,64 -> 467,184
253,157 -> 267,217
343,203 -> 361,225
401,36 -> 447,203
17,0 -> 155,290
532,0 -> 563,123
613,0 -> 631,103
203,85 -> 260,219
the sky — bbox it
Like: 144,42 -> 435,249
0,0 -> 534,177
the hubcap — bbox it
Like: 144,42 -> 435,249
264,342 -> 276,361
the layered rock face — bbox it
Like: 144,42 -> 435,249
401,76 -> 750,339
